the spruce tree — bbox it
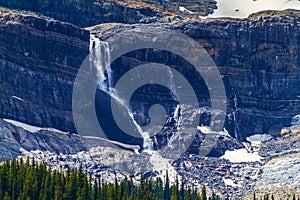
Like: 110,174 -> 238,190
271,194 -> 275,200
253,192 -> 257,200
201,185 -> 207,200
225,194 -> 229,200
180,177 -> 184,200
164,171 -> 170,200
185,188 -> 191,200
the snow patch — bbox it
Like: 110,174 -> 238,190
148,151 -> 178,184
12,96 -> 25,102
220,128 -> 232,138
223,178 -> 242,187
82,136 -> 140,154
291,115 -> 300,126
197,126 -> 212,133
3,119 -> 68,134
221,148 -> 263,163
179,6 -> 193,14
246,134 -> 273,143
3,119 -> 42,132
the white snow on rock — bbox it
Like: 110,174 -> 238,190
3,119 -> 68,134
17,146 -> 179,185
246,134 -> 273,143
197,126 -> 212,133
209,0 -> 300,18
221,148 -> 263,163
291,114 -> 300,126
179,6 -> 193,14
3,119 -> 42,132
148,151 -> 178,184
82,135 -> 141,154
223,178 -> 242,187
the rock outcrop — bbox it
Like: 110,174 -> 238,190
0,7 -> 89,133
0,0 -> 217,28
0,119 -> 85,161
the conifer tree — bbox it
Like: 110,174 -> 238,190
225,194 -> 229,200
185,188 -> 191,200
164,171 -> 170,200
253,192 -> 257,200
201,185 -> 207,200
271,194 -> 275,200
180,177 -> 184,200
1,157 -> 292,200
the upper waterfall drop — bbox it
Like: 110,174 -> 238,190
89,35 -> 112,92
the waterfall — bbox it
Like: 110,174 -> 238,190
90,34 -> 153,151
173,104 -> 181,125
90,35 -> 112,92
167,67 -> 178,102
233,95 -> 239,139
111,92 -> 153,151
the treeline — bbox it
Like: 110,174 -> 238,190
0,158 -> 213,200
0,158 -> 298,200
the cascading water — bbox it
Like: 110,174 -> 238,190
167,67 -> 177,100
167,67 -> 181,125
90,35 -> 112,92
90,35 -> 153,151
233,95 -> 239,140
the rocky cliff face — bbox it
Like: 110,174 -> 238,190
1,3 -> 300,198
182,11 -> 300,140
1,4 -> 300,149
0,7 -> 89,133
